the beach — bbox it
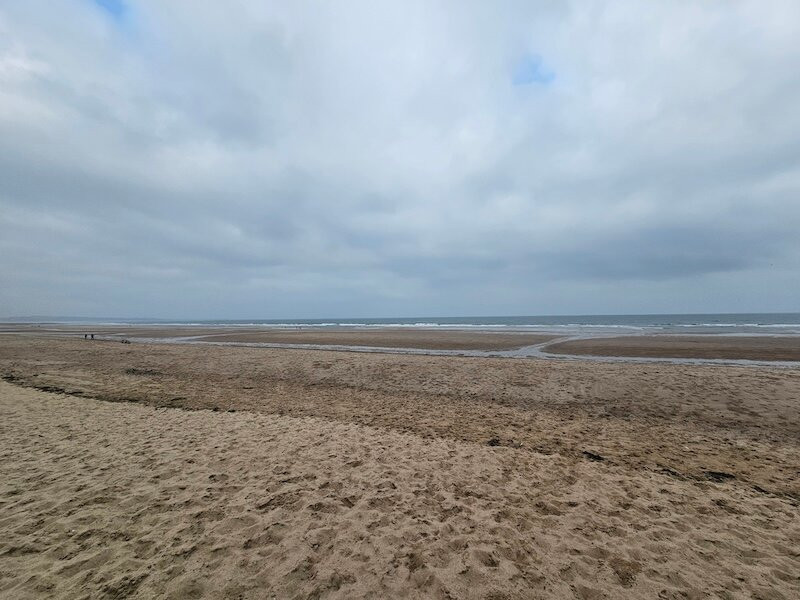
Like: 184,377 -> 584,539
1,333 -> 799,598
5,0 -> 800,597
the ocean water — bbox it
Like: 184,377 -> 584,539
82,313 -> 800,335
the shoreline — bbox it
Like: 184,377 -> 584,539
2,324 -> 800,365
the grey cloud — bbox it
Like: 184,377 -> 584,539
1,0 -> 799,318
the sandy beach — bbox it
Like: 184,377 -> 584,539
1,334 -> 799,598
5,1 -> 800,598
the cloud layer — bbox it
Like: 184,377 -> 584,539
1,1 -> 799,318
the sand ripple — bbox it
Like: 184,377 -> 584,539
1,381 -> 799,599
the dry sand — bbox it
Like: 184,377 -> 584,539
545,335 -> 800,362
1,335 -> 799,599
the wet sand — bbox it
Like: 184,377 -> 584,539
187,329 -> 557,350
545,335 -> 800,362
1,335 -> 799,598
5,324 -> 800,363
0,325 -> 556,351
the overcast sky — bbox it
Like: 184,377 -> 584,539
1,1 -> 799,319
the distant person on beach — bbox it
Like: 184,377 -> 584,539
84,334 -> 87,339
91,334 -> 94,340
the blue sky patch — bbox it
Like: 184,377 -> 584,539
512,54 -> 555,86
93,0 -> 126,19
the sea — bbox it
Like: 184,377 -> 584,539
21,313 -> 800,336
